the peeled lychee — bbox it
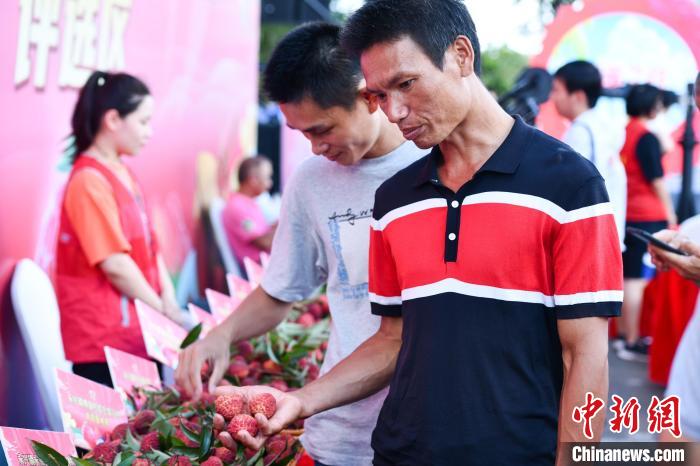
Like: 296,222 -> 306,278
215,394 -> 245,420
249,393 -> 276,419
227,414 -> 258,437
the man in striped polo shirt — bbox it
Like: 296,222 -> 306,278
228,1 -> 623,464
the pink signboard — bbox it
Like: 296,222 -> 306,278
187,303 -> 218,335
0,427 -> 77,466
243,256 -> 265,288
104,346 -> 161,411
134,300 -> 187,369
54,369 -> 127,450
226,273 -> 254,302
205,289 -> 242,322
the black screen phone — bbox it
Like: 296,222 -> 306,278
626,227 -> 689,256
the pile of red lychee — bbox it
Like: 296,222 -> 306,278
215,393 -> 277,438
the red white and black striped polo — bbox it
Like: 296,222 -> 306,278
368,117 -> 623,465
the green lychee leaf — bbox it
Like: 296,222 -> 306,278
179,420 -> 200,443
115,451 -> 136,466
124,425 -> 141,451
180,323 -> 203,349
71,457 -> 99,466
30,441 -> 68,466
197,424 -> 213,460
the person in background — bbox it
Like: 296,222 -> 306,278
56,71 -> 185,387
222,155 -> 277,265
648,89 -> 680,154
649,72 -> 700,444
550,60 -> 627,251
618,84 -> 677,362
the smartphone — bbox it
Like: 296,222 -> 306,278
626,227 -> 689,256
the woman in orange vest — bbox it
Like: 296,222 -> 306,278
56,71 -> 185,386
618,84 -> 677,362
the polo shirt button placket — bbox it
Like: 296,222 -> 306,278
444,195 -> 461,262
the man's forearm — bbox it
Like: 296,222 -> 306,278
294,317 -> 402,418
218,286 -> 293,343
558,355 -> 609,444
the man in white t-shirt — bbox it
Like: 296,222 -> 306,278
550,60 -> 627,250
176,22 -> 427,466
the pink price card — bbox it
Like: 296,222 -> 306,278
205,289 -> 242,322
187,303 -> 219,334
104,346 -> 161,412
54,369 -> 128,450
259,252 -> 271,270
134,300 -> 187,369
243,257 -> 265,287
0,427 -> 77,466
226,273 -> 254,302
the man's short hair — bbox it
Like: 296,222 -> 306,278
626,84 -> 661,117
238,155 -> 270,185
263,22 -> 362,110
553,60 -> 602,108
340,0 -> 481,75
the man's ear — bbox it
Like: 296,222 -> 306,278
360,89 -> 380,113
452,35 -> 475,77
102,109 -> 121,131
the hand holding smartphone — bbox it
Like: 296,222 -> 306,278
626,227 -> 689,256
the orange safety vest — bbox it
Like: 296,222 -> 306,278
55,156 -> 160,363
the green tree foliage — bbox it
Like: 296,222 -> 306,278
480,46 -> 528,97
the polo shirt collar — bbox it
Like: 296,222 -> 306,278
413,116 -> 529,187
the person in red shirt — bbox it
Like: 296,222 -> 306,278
56,71 -> 186,386
618,84 -> 677,361
222,156 -> 277,266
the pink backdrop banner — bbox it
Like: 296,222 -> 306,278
54,369 -> 127,450
134,300 -> 187,369
104,346 -> 161,411
0,0 -> 260,422
0,427 -> 77,466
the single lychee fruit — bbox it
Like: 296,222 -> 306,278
307,302 -> 323,319
262,360 -> 282,374
236,341 -> 254,360
132,458 -> 153,466
201,361 -> 211,378
110,422 -> 132,441
215,394 -> 246,420
227,360 -> 249,379
140,431 -> 160,452
89,440 -> 120,463
214,446 -> 236,464
167,456 -> 192,466
227,414 -> 258,437
268,379 -> 288,392
200,457 -> 223,466
249,393 -> 276,419
296,312 -> 315,327
132,409 -> 156,434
